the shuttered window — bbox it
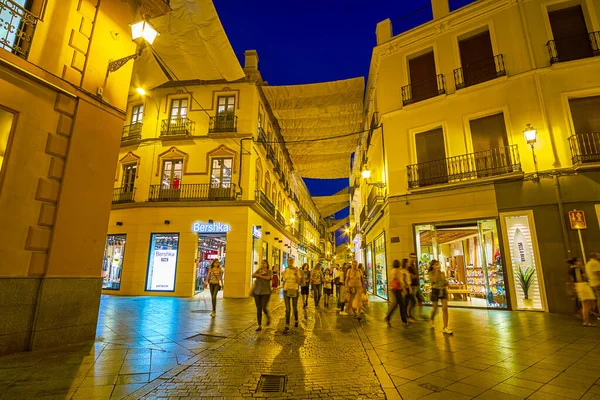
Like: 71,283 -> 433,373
549,5 -> 592,62
569,96 -> 600,134
415,128 -> 448,186
469,113 -> 512,176
459,31 -> 496,87
409,52 -> 438,103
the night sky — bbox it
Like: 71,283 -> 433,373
214,0 -> 476,245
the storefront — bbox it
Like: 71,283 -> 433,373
361,234 -> 387,300
194,222 -> 229,293
102,234 -> 126,290
145,233 -> 180,292
414,219 -> 509,309
364,245 -> 374,294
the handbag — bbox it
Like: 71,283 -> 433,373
286,288 -> 298,298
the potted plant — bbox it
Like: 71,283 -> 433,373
517,266 -> 536,308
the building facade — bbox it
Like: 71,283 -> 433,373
0,0 -> 171,354
103,51 -> 334,298
351,0 -> 600,312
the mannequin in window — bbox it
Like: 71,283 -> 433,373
173,175 -> 181,190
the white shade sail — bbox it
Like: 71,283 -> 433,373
327,217 -> 349,233
262,78 -> 364,179
312,187 -> 348,217
131,0 -> 246,90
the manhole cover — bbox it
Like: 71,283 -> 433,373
418,383 -> 443,392
256,375 -> 286,393
185,333 -> 227,342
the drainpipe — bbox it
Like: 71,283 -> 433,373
237,138 -> 252,199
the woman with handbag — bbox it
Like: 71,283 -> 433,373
204,259 -> 224,317
385,259 -> 411,326
323,268 -> 334,307
282,258 -> 301,332
252,260 -> 273,331
300,263 -> 311,309
429,259 -> 452,334
346,260 -> 363,319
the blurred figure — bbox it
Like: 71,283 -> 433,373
310,263 -> 323,307
282,258 -> 301,332
323,268 -> 334,307
429,259 -> 452,334
385,259 -> 411,326
346,260 -> 364,319
252,260 -> 272,331
300,263 -> 311,309
406,252 -> 423,320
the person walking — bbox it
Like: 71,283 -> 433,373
300,263 -> 311,309
585,253 -> 600,318
429,259 -> 452,334
282,258 -> 301,332
385,259 -> 411,326
310,263 -> 324,307
406,252 -> 422,320
271,265 -> 279,290
333,264 -> 341,298
323,268 -> 334,307
569,257 -> 596,327
338,263 -> 349,315
204,259 -> 223,317
346,260 -> 364,319
252,260 -> 273,331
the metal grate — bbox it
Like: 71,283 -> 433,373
185,333 -> 227,343
256,375 -> 286,393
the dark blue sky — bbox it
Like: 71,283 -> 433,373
214,0 -> 475,245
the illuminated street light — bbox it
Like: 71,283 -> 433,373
136,87 -> 147,96
344,228 -> 350,234
523,123 -> 537,144
361,167 -> 371,180
107,20 -> 160,77
289,217 -> 295,224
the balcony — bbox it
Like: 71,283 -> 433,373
407,145 -> 521,189
148,183 -> 236,202
257,127 -> 267,148
568,132 -> 600,164
266,145 -> 276,162
276,210 -> 285,226
359,206 -> 368,230
161,118 -> 193,136
547,32 -> 600,65
366,186 -> 386,220
0,0 -> 38,59
454,55 -> 506,89
256,190 -> 275,217
122,123 -> 142,142
112,187 -> 135,204
209,115 -> 237,133
402,74 -> 446,106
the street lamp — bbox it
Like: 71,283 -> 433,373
289,217 -> 295,224
523,123 -> 539,181
361,167 -> 371,180
106,20 -> 159,77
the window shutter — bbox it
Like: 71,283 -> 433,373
569,96 -> 600,134
469,113 -> 508,153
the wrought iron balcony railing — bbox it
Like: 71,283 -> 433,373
0,0 -> 38,59
391,5 -> 433,36
359,206 -> 368,229
568,132 -> 600,164
547,32 -> 600,65
402,74 -> 446,106
276,210 -> 285,226
256,190 -> 275,217
266,145 -> 276,162
367,186 -> 386,216
454,54 -> 506,89
122,123 -> 142,141
257,127 -> 267,148
407,145 -> 521,189
160,118 -> 193,136
112,187 -> 136,204
148,183 -> 236,201
209,114 -> 237,133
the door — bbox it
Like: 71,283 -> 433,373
459,31 -> 496,87
415,127 -> 448,186
210,158 -> 233,198
216,96 -> 235,131
469,113 -> 511,177
121,164 -> 136,202
568,96 -> 600,163
160,160 -> 183,199
168,99 -> 188,134
549,5 -> 592,62
409,52 -> 438,103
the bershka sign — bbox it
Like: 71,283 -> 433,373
192,222 -> 230,233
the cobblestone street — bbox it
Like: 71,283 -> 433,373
1,293 -> 600,399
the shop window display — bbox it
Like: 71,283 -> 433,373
195,234 -> 227,292
146,233 -> 179,292
365,245 -> 374,294
102,234 -> 126,290
374,234 -> 388,299
415,220 -> 507,309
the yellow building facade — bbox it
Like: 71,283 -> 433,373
0,0 -> 171,354
103,51 -> 333,298
351,0 -> 600,312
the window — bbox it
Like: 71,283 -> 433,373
0,107 -> 16,190
217,96 -> 235,116
407,51 -> 439,104
0,0 -> 31,57
122,164 -> 136,192
131,105 -> 143,124
258,112 -> 263,131
548,5 -> 594,63
170,99 -> 188,121
162,160 -> 183,189
255,166 -> 262,192
102,234 -> 126,290
210,157 -> 233,188
414,127 -> 448,186
264,173 -> 271,196
568,96 -> 600,163
458,30 -> 497,88
469,112 -> 512,176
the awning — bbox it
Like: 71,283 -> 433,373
327,217 -> 349,233
131,0 -> 245,90
312,187 -> 348,217
262,77 -> 364,179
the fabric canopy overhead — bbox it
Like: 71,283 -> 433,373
327,217 -> 349,233
131,0 -> 245,90
312,187 -> 348,217
262,78 -> 364,179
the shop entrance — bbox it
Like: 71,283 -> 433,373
415,219 -> 507,309
195,233 -> 227,292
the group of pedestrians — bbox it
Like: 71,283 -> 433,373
569,252 -> 600,327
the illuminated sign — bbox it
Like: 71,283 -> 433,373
192,222 -> 230,233
146,233 -> 179,292
252,226 -> 262,239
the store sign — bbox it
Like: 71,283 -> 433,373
252,225 -> 262,239
192,222 -> 230,233
146,233 -> 179,291
569,210 -> 587,230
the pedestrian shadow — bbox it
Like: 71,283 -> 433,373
271,325 -> 307,396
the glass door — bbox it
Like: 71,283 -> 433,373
365,245 -> 373,294
477,220 -> 507,308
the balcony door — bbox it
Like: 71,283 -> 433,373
409,51 -> 438,103
415,127 -> 448,186
569,96 -> 600,163
459,30 -> 495,87
167,99 -> 188,134
216,96 -> 235,131
210,157 -> 232,199
131,105 -> 143,124
469,113 -> 511,177
549,5 -> 592,62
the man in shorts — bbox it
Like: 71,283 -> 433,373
585,253 -> 600,316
